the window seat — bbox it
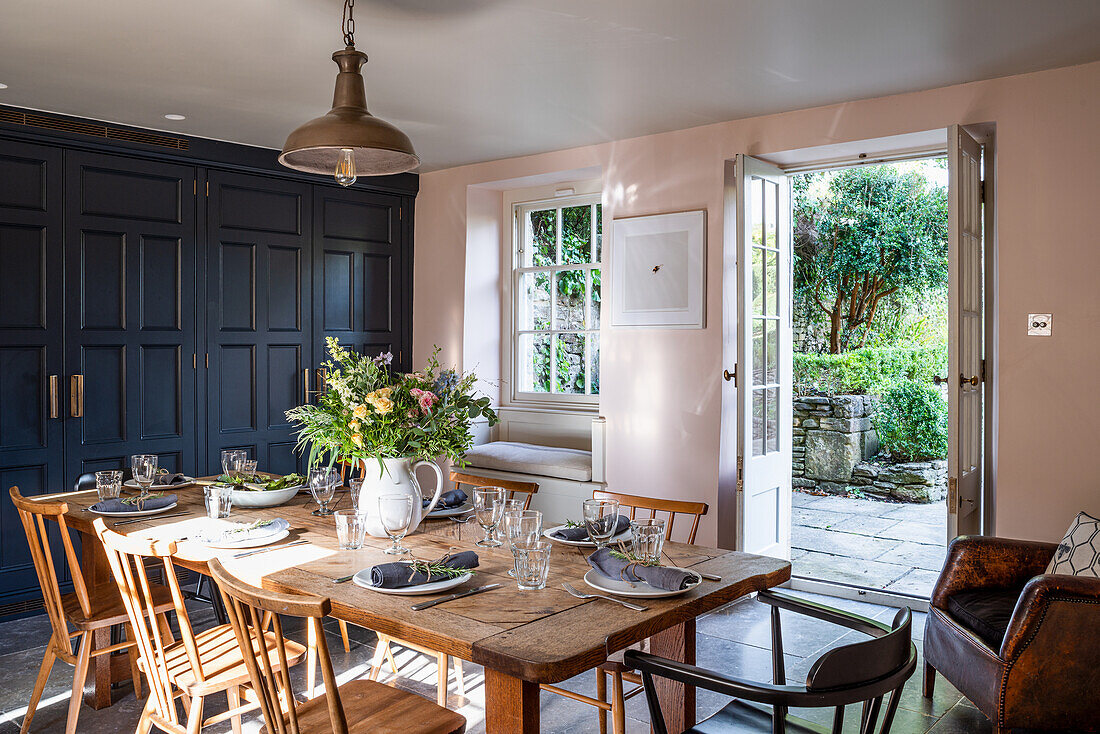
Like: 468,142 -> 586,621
463,442 -> 592,482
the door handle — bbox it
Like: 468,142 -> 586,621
315,368 -> 326,395
960,374 -> 980,386
48,375 -> 60,419
932,375 -> 949,386
303,368 -> 311,403
69,375 -> 84,418
723,366 -> 737,385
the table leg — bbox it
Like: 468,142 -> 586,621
484,668 -> 539,734
650,619 -> 696,734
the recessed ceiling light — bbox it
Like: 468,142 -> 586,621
0,83 -> 8,90
164,113 -> 186,120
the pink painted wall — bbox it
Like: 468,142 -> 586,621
413,61 -> 1100,548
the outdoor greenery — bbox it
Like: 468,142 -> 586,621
873,380 -> 949,462
794,345 -> 946,396
793,163 -> 948,353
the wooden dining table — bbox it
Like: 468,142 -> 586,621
43,478 -> 790,734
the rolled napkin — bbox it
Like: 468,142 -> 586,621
370,550 -> 479,589
424,488 -> 468,510
90,493 -> 178,514
153,473 -> 188,486
550,514 -> 630,542
586,547 -> 697,591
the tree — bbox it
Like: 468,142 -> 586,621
794,165 -> 947,353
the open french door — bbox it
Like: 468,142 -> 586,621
947,126 -> 985,538
731,155 -> 793,558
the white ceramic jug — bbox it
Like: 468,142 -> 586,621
355,457 -> 444,537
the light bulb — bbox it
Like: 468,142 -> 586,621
334,148 -> 357,187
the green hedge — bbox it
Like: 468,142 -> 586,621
793,346 -> 946,396
874,380 -> 949,461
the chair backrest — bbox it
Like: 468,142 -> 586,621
450,471 -> 539,510
93,519 -> 199,729
9,487 -> 89,656
208,559 -> 346,734
808,607 -> 913,692
592,490 -> 709,544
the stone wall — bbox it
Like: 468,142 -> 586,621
793,393 -> 946,503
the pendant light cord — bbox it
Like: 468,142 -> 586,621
342,0 -> 356,47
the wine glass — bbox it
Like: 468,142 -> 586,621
308,467 -> 339,516
493,498 -> 523,543
378,494 -> 414,555
503,509 -> 543,577
473,487 -> 505,548
583,498 -> 621,548
131,455 -> 158,498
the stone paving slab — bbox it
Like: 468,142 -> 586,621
882,541 -> 949,572
791,549 -> 912,588
879,520 -> 947,546
830,514 -> 904,536
886,568 -> 944,596
792,506 -> 849,529
792,524 -> 904,561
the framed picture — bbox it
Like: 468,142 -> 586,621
610,209 -> 706,328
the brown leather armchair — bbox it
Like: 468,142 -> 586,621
924,535 -> 1100,733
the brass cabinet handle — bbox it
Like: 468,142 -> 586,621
960,374 -> 980,386
48,375 -> 60,419
70,374 -> 84,418
303,368 -> 311,403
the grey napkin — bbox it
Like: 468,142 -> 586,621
370,551 -> 479,589
550,514 -> 630,542
91,493 -> 178,514
153,473 -> 187,486
425,488 -> 468,509
586,547 -> 696,591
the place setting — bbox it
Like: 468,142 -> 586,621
87,457 -> 185,522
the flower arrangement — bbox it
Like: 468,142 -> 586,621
285,337 -> 497,468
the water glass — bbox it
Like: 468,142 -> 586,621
473,487 -> 505,548
241,459 -> 258,478
309,467 -> 339,516
630,518 -> 667,564
220,449 -> 246,478
493,498 -> 523,542
95,470 -> 123,501
334,510 -> 368,550
583,498 -> 621,547
131,455 -> 158,498
378,494 -> 414,555
504,509 -> 543,578
512,540 -> 552,590
204,484 -> 233,519
348,478 -> 364,513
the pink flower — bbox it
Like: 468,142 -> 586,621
416,390 -> 437,413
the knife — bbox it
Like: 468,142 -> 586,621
232,539 -> 309,559
113,511 -> 190,526
333,573 -> 356,584
410,583 -> 502,611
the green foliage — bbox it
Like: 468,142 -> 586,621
873,380 -> 948,461
794,346 -> 946,396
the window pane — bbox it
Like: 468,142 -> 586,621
589,332 -> 600,395
518,271 -> 551,330
518,333 -> 551,393
766,386 -> 779,453
750,177 -> 764,246
752,318 -> 765,385
752,389 -> 765,456
527,209 -> 556,267
766,249 -> 778,317
752,246 -> 764,316
765,179 -> 778,249
561,205 -> 591,265
766,319 -> 778,383
594,204 -> 602,262
590,268 -> 601,329
554,270 -> 586,330
555,333 -> 585,394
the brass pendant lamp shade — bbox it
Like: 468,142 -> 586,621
279,1 -> 418,181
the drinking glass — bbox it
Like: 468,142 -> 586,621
473,487 -> 505,548
493,498 -> 523,543
512,540 -> 552,590
241,459 -> 258,478
95,470 -> 123,502
503,509 -> 543,578
204,484 -> 233,519
131,455 -> 158,498
378,494 -> 414,555
334,510 -> 368,550
308,467 -> 339,516
348,478 -> 364,513
220,449 -> 246,479
582,498 -> 621,548
630,518 -> 667,564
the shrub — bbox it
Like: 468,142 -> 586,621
873,380 -> 948,462
793,346 -> 946,396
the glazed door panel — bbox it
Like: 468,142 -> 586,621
0,140 -> 65,604
63,151 -> 197,486
206,170 -> 310,475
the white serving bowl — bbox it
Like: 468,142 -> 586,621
229,484 -> 302,508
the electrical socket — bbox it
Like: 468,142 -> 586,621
1027,313 -> 1052,336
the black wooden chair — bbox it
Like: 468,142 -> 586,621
625,590 -> 916,734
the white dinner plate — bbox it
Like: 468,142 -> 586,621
124,476 -> 195,490
583,567 -> 702,599
200,528 -> 290,549
427,502 -> 473,518
543,526 -> 632,547
89,501 -> 179,518
352,570 -> 474,596
195,518 -> 291,548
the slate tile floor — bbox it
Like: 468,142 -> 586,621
0,589 -> 996,734
791,490 -> 948,597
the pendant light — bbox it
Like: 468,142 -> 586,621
280,0 -> 419,184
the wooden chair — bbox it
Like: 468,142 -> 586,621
93,518 -> 308,734
9,486 -> 175,734
208,559 -> 466,734
541,489 -> 709,734
450,470 -> 539,510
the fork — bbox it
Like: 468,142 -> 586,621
562,582 -> 648,611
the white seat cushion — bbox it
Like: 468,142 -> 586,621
463,441 -> 593,482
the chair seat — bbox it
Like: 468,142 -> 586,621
945,587 -> 1021,650
157,623 -> 306,696
687,700 -> 825,734
463,441 -> 593,482
274,679 -> 465,734
61,581 -> 175,630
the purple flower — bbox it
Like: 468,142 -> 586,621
372,351 -> 393,366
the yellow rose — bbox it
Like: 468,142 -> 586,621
373,397 -> 394,415
377,387 -> 393,398
349,420 -> 360,433
353,403 -> 368,419
351,432 -> 363,448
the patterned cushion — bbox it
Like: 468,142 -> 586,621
1045,511 -> 1100,577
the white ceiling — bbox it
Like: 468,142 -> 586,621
1,0 -> 1099,172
